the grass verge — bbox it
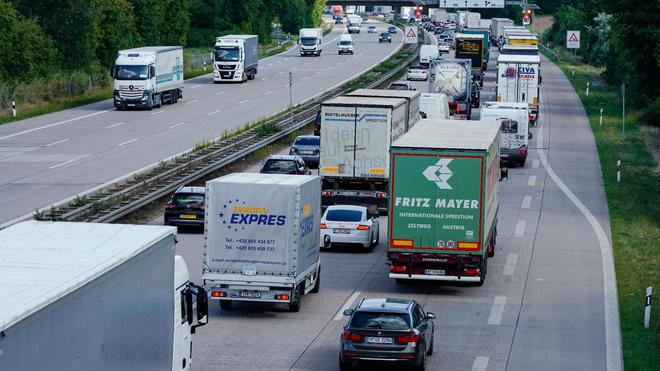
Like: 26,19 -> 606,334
547,50 -> 659,369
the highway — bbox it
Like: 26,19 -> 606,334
144,38 -> 618,370
0,21 -> 403,225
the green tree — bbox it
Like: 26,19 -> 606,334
95,0 -> 141,68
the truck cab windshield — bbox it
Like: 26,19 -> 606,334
215,47 -> 240,62
114,65 -> 148,80
300,37 -> 318,46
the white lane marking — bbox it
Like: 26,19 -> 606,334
46,138 -> 70,147
334,291 -> 361,321
503,254 -> 518,276
261,77 -> 269,81
190,84 -> 201,89
216,91 -> 225,96
521,195 -> 532,209
264,90 -> 273,95
532,159 -> 540,168
49,158 -> 79,169
528,175 -> 537,187
239,99 -> 249,104
150,110 -> 165,115
302,76 -> 309,81
471,356 -> 490,371
169,122 -> 185,129
185,99 -> 199,105
277,71 -> 284,74
240,84 -> 248,88
0,109 -> 112,141
514,220 -> 526,237
118,138 -> 138,146
487,296 -> 506,325
536,100 -> 622,371
207,110 -> 221,115
105,121 -> 125,129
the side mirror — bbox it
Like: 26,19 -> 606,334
528,132 -> 533,140
500,167 -> 508,181
186,283 -> 208,334
109,65 -> 115,78
343,308 -> 354,316
426,312 -> 436,320
150,65 -> 156,78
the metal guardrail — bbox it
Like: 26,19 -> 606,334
539,43 -> 561,61
34,41 -> 422,224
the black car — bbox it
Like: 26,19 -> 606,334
289,135 -> 320,168
387,26 -> 397,34
164,186 -> 205,228
260,154 -> 311,175
340,298 -> 435,370
379,32 -> 392,43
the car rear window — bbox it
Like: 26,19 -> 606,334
351,312 -> 411,330
389,84 -> 408,90
326,209 -> 363,222
173,193 -> 204,205
501,119 -> 519,133
295,137 -> 320,146
263,159 -> 297,173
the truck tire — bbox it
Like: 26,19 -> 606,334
220,300 -> 232,310
477,255 -> 487,286
288,286 -> 303,312
311,266 -> 321,293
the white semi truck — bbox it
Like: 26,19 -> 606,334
203,173 -> 321,313
112,46 -> 184,110
214,35 -> 259,83
496,53 -> 541,125
0,221 -> 208,371
299,28 -> 324,56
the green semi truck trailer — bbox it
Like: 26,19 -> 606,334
387,119 -> 506,285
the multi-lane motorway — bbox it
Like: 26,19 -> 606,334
0,21 -> 402,226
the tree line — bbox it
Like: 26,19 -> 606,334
0,0 -> 326,82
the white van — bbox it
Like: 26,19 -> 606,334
480,102 -> 531,166
419,44 -> 439,66
338,34 -> 354,54
420,93 -> 450,120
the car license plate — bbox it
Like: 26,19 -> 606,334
338,191 -> 357,196
334,228 -> 351,234
127,104 -> 135,107
300,150 -> 313,155
239,291 -> 261,298
425,269 -> 445,275
366,336 -> 393,344
180,214 -> 196,219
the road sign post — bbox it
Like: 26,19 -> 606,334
566,31 -> 580,49
12,100 -> 16,117
645,287 -> 652,329
404,26 -> 418,44
586,81 -> 590,96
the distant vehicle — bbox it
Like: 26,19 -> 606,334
379,32 -> 392,43
434,28 -> 444,35
496,54 -> 541,125
335,16 -> 344,24
299,28 -> 323,56
320,205 -> 379,250
260,154 -> 311,175
419,44 -> 439,66
407,65 -> 428,81
367,25 -> 377,33
437,42 -> 450,54
347,14 -> 362,33
289,135 -> 320,168
164,186 -> 206,228
332,5 -> 343,18
387,26 -> 397,34
337,34 -> 354,55
429,59 -> 472,119
339,298 -> 435,370
213,35 -> 259,83
388,81 -> 415,91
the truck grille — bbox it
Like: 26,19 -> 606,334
219,71 -> 235,79
119,90 -> 143,99
217,64 -> 236,71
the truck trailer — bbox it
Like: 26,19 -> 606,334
0,221 -> 208,371
214,35 -> 259,83
462,28 -> 491,70
387,119 -> 505,285
347,89 -> 421,131
428,58 -> 473,119
203,173 -> 321,313
491,18 -> 515,45
496,53 -> 541,125
455,33 -> 486,72
112,46 -> 184,110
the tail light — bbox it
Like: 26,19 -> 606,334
166,203 -> 176,209
356,225 -> 370,231
375,192 -> 387,199
321,191 -> 333,197
463,267 -> 481,276
517,149 -> 528,155
320,223 -> 327,229
211,291 -> 227,298
201,204 -> 206,210
342,329 -> 363,342
390,265 -> 407,273
397,333 -> 420,343
274,294 -> 289,301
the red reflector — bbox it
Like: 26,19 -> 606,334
356,225 -> 370,231
397,333 -> 420,343
275,294 -> 290,301
211,291 -> 226,298
517,149 -> 528,155
391,265 -> 407,273
320,223 -> 327,229
321,191 -> 333,197
463,268 -> 481,276
376,192 -> 387,199
342,329 -> 363,342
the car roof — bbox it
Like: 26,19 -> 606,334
356,298 -> 414,313
266,154 -> 299,161
175,186 -> 205,194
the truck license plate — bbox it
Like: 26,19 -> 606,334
424,269 -> 445,275
334,228 -> 351,234
180,214 -> 196,219
366,336 -> 393,344
239,291 -> 261,298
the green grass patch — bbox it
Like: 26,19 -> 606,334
0,90 -> 113,125
549,52 -> 659,369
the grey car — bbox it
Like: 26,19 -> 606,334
340,298 -> 435,370
289,135 -> 320,168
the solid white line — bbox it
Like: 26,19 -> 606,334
503,254 -> 518,276
190,84 -> 201,89
216,91 -> 225,96
169,122 -> 185,129
105,121 -> 125,129
532,159 -> 540,168
264,90 -> 273,95
528,175 -> 537,187
471,356 -> 490,371
487,296 -> 506,325
46,138 -> 70,147
239,100 -> 249,104
277,71 -> 284,74
521,195 -> 532,209
514,220 -> 526,237
207,110 -> 221,115
240,84 -> 248,88
49,158 -> 79,169
150,110 -> 165,115
0,109 -> 112,141
302,76 -> 309,81
334,291 -> 361,321
118,138 -> 138,146
185,100 -> 199,105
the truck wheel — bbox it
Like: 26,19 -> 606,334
477,255 -> 488,286
289,286 -> 302,312
311,266 -> 321,293
220,300 -> 232,310
339,355 -> 352,370
488,241 -> 495,257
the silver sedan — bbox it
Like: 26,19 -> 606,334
320,205 -> 379,250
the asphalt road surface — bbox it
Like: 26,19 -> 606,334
154,39 -> 619,370
0,21 -> 403,226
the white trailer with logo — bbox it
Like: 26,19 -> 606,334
347,89 -> 421,131
203,173 -> 321,312
496,54 -> 541,125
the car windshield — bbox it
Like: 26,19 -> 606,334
301,37 -> 317,46
173,193 -> 204,205
381,33 -> 389,37
215,47 -> 240,62
351,312 -> 411,330
501,119 -> 519,133
114,65 -> 148,80
263,159 -> 298,174
325,209 -> 363,222
340,40 -> 352,45
295,137 -> 320,146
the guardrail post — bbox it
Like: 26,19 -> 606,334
586,81 -> 590,96
12,100 -> 16,117
600,108 -> 603,126
616,160 -> 621,182
645,287 -> 652,328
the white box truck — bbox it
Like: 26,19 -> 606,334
430,9 -> 448,23
203,173 -> 321,313
347,88 -> 421,131
481,102 -> 531,166
420,44 -> 440,66
491,18 -> 515,46
0,221 -> 208,371
213,35 -> 259,83
299,28 -> 324,56
466,12 -> 481,28
347,14 -> 362,33
496,53 -> 541,125
320,96 -> 408,212
112,46 -> 183,110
